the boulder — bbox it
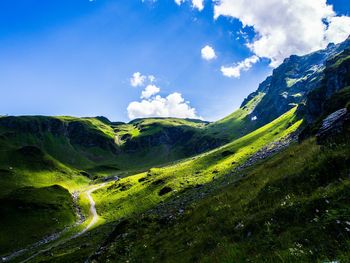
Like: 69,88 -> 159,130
316,108 -> 349,142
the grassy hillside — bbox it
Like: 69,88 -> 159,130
89,67 -> 350,262
0,185 -> 76,255
0,116 -> 118,173
93,122 -> 350,263
26,107 -> 302,262
0,143 -> 89,256
112,118 -> 225,172
0,116 -> 222,258
0,116 -> 225,179
93,107 -> 301,222
2,39 -> 350,262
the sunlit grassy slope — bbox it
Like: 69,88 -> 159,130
94,107 -> 301,222
0,115 -> 223,257
26,107 -> 301,263
90,82 -> 350,262
0,115 -> 222,258
94,119 -> 350,263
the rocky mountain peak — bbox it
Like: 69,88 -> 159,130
240,36 -> 350,128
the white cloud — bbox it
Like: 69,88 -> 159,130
201,45 -> 217,61
128,73 -> 199,119
221,55 -> 259,78
174,0 -> 204,11
130,72 -> 156,87
192,0 -> 204,11
127,92 -> 199,119
141,85 -> 160,99
325,16 -> 350,44
130,72 -> 146,87
148,75 -> 156,83
174,0 -> 185,5
214,0 -> 350,70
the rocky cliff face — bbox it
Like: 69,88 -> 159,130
300,46 -> 350,122
242,37 -> 350,127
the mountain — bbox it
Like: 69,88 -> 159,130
88,43 -> 350,263
1,37 -> 350,262
300,44 -> 350,122
0,116 -> 223,178
207,37 -> 350,141
1,37 -> 349,178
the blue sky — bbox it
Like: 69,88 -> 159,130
0,0 -> 349,122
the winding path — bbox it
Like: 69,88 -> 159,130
1,182 -> 109,262
74,183 -> 106,238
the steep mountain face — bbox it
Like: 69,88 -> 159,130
214,36 -> 350,140
251,37 -> 350,123
300,45 -> 350,122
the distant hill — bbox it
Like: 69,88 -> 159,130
0,115 -> 224,179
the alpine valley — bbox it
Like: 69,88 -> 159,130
1,36 -> 350,263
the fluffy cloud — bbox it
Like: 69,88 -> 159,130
221,55 -> 259,78
325,16 -> 350,44
141,84 -> 160,99
130,72 -> 146,87
174,0 -> 185,5
201,45 -> 217,60
192,0 -> 204,11
127,92 -> 199,119
130,72 -> 155,87
214,0 -> 350,71
174,0 -> 204,11
128,73 -> 199,119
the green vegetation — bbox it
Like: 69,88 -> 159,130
286,76 -> 308,87
0,144 -> 89,256
94,125 -> 350,263
1,39 -> 350,263
328,46 -> 350,69
0,146 -> 89,196
56,116 -> 116,138
93,107 -> 300,222
17,107 -> 300,262
0,116 -> 223,178
0,185 -> 76,255
114,118 -> 208,145
0,115 -> 222,258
